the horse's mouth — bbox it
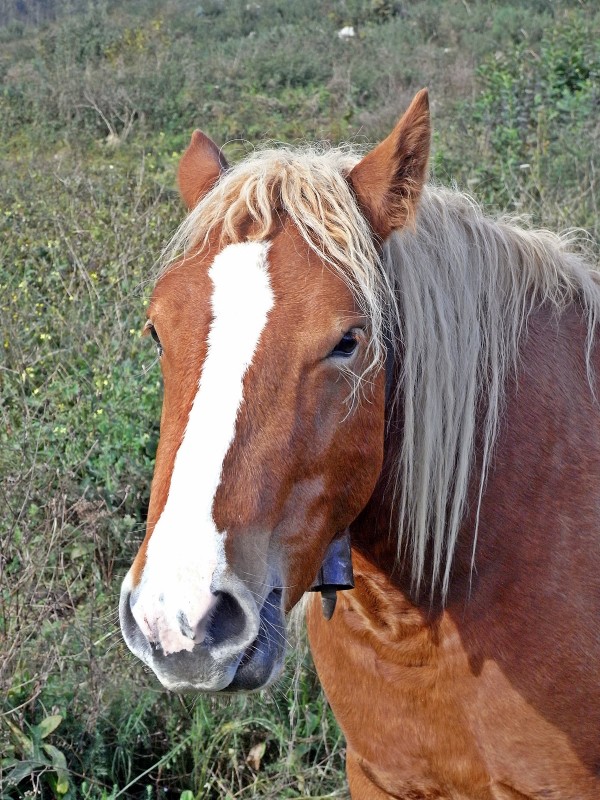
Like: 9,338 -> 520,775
224,586 -> 285,692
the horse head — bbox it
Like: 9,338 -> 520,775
119,90 -> 430,693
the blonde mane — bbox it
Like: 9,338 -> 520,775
162,145 -> 600,598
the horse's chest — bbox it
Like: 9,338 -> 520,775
306,593 -> 598,800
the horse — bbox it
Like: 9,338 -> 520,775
119,90 -> 600,798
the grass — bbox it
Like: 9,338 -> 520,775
1,0 -> 599,797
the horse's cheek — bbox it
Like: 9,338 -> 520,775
333,404 -> 386,520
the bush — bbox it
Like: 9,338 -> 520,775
433,11 -> 600,238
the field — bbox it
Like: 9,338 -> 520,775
1,0 -> 599,797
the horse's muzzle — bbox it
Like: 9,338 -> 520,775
119,575 -> 285,692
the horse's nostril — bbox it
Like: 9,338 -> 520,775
206,591 -> 246,646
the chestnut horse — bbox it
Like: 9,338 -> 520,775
119,91 -> 600,798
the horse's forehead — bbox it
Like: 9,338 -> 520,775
268,221 -> 355,306
149,252 -> 211,322
150,222 -> 355,324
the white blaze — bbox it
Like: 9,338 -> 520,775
131,241 -> 274,654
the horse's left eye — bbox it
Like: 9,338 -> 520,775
148,324 -> 163,356
330,332 -> 358,358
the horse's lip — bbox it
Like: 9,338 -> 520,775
238,586 -> 283,668
223,586 -> 285,692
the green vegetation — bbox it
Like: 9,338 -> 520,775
1,0 -> 598,797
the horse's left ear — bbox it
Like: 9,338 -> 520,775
348,89 -> 430,241
177,130 -> 229,210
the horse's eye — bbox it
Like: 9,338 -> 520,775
330,331 -> 358,358
148,324 -> 163,356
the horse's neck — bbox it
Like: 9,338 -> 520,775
351,301 -> 600,614
349,442 -> 430,612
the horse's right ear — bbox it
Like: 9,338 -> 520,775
177,130 -> 229,210
348,89 -> 430,241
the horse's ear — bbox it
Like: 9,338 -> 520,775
177,130 -> 229,210
348,89 -> 430,241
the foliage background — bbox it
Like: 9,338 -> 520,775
1,0 -> 599,797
